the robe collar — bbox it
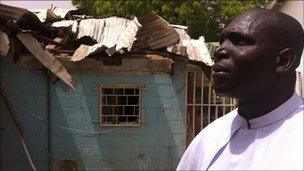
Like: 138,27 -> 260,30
237,92 -> 303,129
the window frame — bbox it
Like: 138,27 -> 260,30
99,84 -> 143,127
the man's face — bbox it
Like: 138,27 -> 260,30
212,12 -> 278,100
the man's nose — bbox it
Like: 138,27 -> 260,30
213,47 -> 230,62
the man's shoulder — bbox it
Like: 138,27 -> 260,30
201,109 -> 239,135
190,108 -> 239,147
177,109 -> 240,170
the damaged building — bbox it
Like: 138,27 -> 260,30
0,4 -> 236,170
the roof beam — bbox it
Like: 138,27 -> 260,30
17,33 -> 76,90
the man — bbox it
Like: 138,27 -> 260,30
177,8 -> 304,170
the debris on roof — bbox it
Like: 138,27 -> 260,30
183,37 -> 213,66
30,8 -> 61,23
48,4 -> 72,19
30,4 -> 73,22
133,12 -> 180,50
51,20 -> 78,33
17,33 -> 76,90
0,31 -> 10,56
0,3 -> 213,89
71,16 -> 142,60
167,26 -> 213,66
0,3 -> 28,22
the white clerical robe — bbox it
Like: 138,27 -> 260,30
177,92 -> 303,170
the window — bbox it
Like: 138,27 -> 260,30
186,69 -> 237,145
100,84 -> 142,126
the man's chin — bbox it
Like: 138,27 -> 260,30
213,84 -> 235,98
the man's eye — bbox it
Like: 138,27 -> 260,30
235,39 -> 247,45
231,36 -> 253,46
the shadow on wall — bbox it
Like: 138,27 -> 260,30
0,60 -> 51,170
49,80 -> 86,170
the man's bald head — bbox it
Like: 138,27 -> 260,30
213,8 -> 303,100
231,8 -> 304,68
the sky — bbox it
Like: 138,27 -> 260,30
1,0 -> 76,9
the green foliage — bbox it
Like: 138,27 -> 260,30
72,0 -> 268,41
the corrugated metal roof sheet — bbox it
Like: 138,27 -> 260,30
30,9 -> 60,23
0,4 -> 212,66
48,4 -> 71,19
173,26 -> 191,40
1,3 -> 212,65
133,12 -> 180,50
71,17 -> 141,61
77,19 -> 105,42
0,3 -> 27,22
0,3 -> 214,89
167,26 -> 213,66
0,3 -> 49,34
51,20 -> 78,33
184,37 -> 213,66
29,4 -> 72,22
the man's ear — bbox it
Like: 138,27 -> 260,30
275,48 -> 296,73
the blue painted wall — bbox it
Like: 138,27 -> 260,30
0,59 -> 187,170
